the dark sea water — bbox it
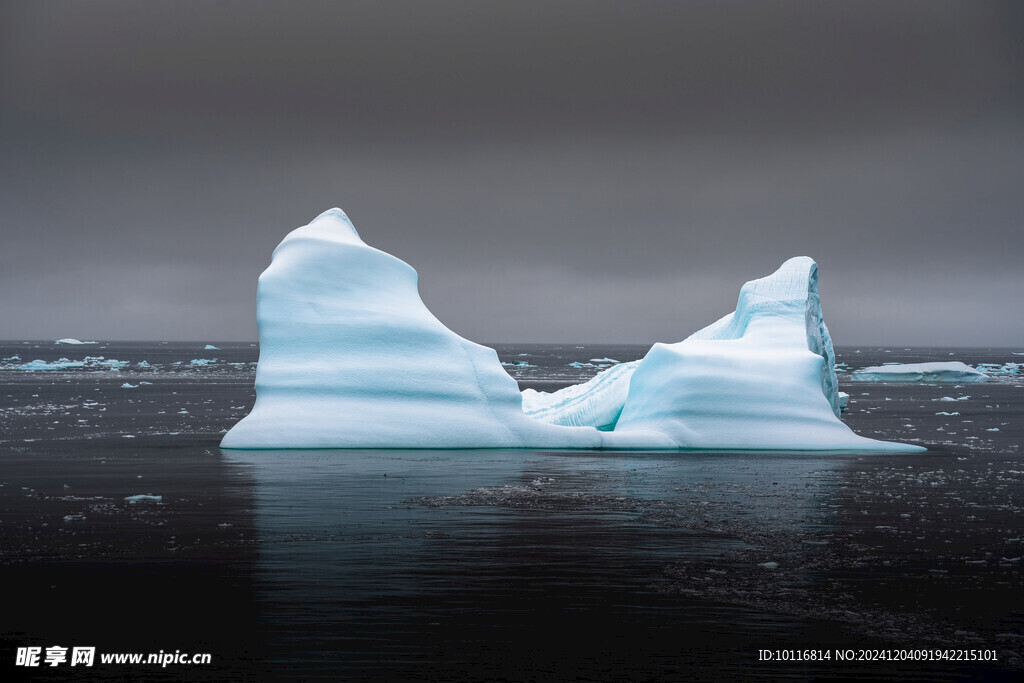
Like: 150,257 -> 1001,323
1,341 -> 1022,681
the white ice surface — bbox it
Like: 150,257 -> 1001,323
55,338 -> 97,345
850,361 -> 987,383
221,208 -> 920,452
522,361 -> 639,429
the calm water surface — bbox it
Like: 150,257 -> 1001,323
1,342 -> 1022,680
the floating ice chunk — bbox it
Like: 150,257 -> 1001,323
2,355 -> 20,361
204,344 -> 219,350
137,360 -> 151,368
19,358 -> 84,370
758,562 -> 780,570
589,357 -> 620,364
55,338 -> 97,345
89,357 -> 128,370
838,391 -> 849,411
19,355 -> 131,371
850,362 -> 987,383
975,362 -> 1021,376
221,208 -> 921,452
190,358 -> 217,366
121,383 -> 138,389
124,494 -> 162,503
935,411 -> 960,416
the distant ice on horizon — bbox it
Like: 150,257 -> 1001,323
851,361 -> 988,383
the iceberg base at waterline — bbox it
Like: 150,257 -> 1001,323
221,208 -> 921,453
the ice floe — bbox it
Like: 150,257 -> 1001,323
18,356 -> 128,371
124,494 -> 162,503
851,362 -> 987,383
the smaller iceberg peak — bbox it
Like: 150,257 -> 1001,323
737,256 -> 817,309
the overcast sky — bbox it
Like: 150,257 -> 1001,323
1,1 -> 1021,345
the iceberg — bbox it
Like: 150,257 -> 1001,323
850,362 -> 987,383
55,338 -> 97,345
19,357 -> 85,370
221,208 -> 920,452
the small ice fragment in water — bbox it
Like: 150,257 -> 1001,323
758,562 -> 779,570
124,495 -> 162,503
204,344 -> 219,350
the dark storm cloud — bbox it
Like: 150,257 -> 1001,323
1,1 -> 1022,344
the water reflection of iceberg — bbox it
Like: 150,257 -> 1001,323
225,448 -> 851,679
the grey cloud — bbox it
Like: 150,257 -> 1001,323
1,1 -> 1021,344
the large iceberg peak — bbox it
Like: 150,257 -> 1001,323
315,206 -> 358,233
274,206 -> 364,254
223,207 -> 599,449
